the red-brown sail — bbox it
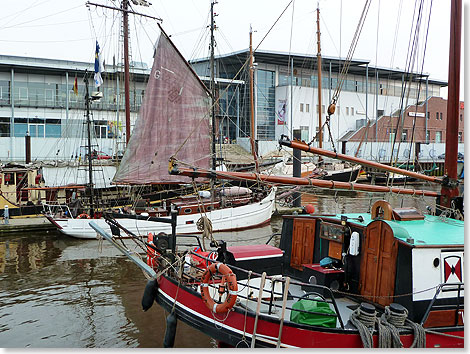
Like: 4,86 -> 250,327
113,26 -> 211,184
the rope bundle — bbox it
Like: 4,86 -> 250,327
350,303 -> 426,348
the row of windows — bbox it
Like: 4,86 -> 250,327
389,129 -> 463,143
0,80 -> 144,112
277,74 -> 435,99
0,117 -> 120,139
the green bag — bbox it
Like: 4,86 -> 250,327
290,299 -> 337,328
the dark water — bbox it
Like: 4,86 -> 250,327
0,184 -> 441,348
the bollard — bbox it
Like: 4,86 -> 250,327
3,205 -> 9,225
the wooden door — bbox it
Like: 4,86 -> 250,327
359,221 -> 398,306
290,219 -> 316,270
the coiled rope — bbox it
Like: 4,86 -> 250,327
350,304 -> 426,348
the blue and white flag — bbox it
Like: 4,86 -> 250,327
94,41 -> 104,88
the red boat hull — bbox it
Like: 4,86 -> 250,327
156,275 -> 464,348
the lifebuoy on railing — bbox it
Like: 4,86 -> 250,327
200,263 -> 238,313
371,200 -> 393,220
77,213 -> 91,219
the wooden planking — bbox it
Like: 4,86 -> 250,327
424,309 -> 464,328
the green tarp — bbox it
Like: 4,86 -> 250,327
290,299 -> 337,328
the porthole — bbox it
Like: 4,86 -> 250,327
184,208 -> 192,214
433,258 -> 440,268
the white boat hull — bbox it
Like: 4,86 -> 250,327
48,188 -> 276,239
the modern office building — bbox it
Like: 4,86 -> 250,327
190,50 -> 448,158
0,55 -> 149,162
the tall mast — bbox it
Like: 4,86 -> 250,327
210,0 -> 217,171
316,5 -> 323,149
249,25 -> 260,172
440,0 -> 462,208
122,0 -> 131,145
84,73 -> 95,217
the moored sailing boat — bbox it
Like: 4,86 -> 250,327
46,23 -> 275,239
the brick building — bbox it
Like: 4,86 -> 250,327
346,97 -> 464,144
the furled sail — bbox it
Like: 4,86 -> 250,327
113,26 -> 211,184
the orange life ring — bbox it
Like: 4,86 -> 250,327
77,213 -> 91,219
371,200 -> 393,220
200,263 -> 238,313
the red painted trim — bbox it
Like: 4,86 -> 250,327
44,214 -> 63,229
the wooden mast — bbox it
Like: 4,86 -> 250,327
168,160 -> 438,198
210,0 -> 217,172
249,25 -> 260,172
122,0 -> 131,145
316,5 -> 323,149
84,73 -> 95,216
440,0 -> 461,208
279,135 -> 443,185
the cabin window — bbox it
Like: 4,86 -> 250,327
207,206 -> 213,211
183,208 -> 192,214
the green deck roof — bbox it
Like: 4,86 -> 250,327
325,213 -> 464,247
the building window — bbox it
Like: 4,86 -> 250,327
255,69 -> 275,140
401,129 -> 408,142
346,107 -> 349,115
440,112 -> 443,120
306,104 -> 310,113
351,107 -> 354,116
460,114 -> 462,121
29,124 -> 45,137
300,103 -> 304,112
426,130 -> 430,142
379,84 -> 384,95
322,105 -> 325,113
0,117 -> 10,137
45,119 -> 62,137
300,126 -> 309,141
436,112 -> 439,120
458,132 -> 463,142
427,112 -> 430,119
435,131 -> 442,143
19,87 -> 28,100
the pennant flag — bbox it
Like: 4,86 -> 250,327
94,41 -> 103,88
73,76 -> 78,96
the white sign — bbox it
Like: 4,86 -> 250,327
408,112 -> 425,117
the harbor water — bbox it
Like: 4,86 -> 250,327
0,184 -> 441,348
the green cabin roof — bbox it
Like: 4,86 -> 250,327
325,213 -> 464,247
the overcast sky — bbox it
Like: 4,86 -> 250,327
1,0 -> 465,97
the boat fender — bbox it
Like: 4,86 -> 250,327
141,279 -> 158,311
349,231 -> 360,256
163,312 -> 178,348
77,213 -> 91,219
200,263 -> 238,313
